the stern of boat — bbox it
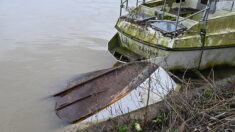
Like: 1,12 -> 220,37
108,33 -> 145,62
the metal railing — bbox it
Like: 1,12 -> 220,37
120,0 -> 129,16
119,0 -> 152,16
231,1 -> 235,11
119,0 -> 229,33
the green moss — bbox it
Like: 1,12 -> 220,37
204,61 -> 235,70
117,20 -> 171,47
143,0 -> 164,7
168,65 -> 188,71
163,15 -> 176,21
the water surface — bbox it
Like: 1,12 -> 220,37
0,0 -> 119,131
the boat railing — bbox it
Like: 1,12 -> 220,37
119,0 -> 235,35
173,0 -> 235,23
147,1 -> 210,34
230,1 -> 235,11
119,0 -> 152,16
178,6 -> 210,23
171,0 -> 211,32
120,0 -> 128,16
175,0 -> 235,31
215,0 -> 235,12
119,0 -> 211,29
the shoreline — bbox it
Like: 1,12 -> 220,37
77,73 -> 235,132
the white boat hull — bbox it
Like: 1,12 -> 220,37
150,46 -> 235,70
109,32 -> 235,70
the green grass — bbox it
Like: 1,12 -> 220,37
117,125 -> 128,132
154,113 -> 168,123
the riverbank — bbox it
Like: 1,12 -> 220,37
78,73 -> 235,132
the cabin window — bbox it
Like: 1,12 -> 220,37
201,0 -> 208,5
176,0 -> 185,3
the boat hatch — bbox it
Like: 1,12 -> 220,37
150,21 -> 186,37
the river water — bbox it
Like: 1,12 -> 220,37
0,0 -> 120,131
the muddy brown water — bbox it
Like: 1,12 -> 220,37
0,0 -> 119,131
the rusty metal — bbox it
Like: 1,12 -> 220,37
54,61 -> 158,123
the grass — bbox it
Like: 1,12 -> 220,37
154,113 -> 168,123
116,121 -> 142,132
117,125 -> 128,132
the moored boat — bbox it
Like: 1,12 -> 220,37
108,0 -> 235,70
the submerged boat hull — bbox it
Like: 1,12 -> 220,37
108,32 -> 235,70
54,61 -> 158,123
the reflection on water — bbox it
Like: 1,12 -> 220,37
0,0 -> 119,131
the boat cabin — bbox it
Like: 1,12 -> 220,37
119,0 -> 235,37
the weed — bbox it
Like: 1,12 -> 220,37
154,113 -> 168,123
117,125 -> 128,132
204,88 -> 213,99
171,129 -> 178,132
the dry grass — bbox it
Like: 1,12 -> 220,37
142,77 -> 235,132
80,71 -> 235,132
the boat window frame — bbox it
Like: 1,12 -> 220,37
201,0 -> 208,5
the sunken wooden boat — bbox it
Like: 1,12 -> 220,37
54,61 -> 158,123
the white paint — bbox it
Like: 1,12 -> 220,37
216,1 -> 235,11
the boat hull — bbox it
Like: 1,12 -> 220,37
108,32 -> 235,70
54,61 -> 158,123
